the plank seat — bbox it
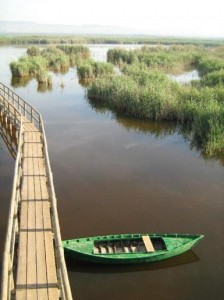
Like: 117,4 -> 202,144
107,246 -> 114,253
142,235 -> 155,252
124,246 -> 130,253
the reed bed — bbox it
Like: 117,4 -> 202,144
88,69 -> 179,120
27,46 -> 41,56
202,69 -> 224,86
196,56 -> 224,75
88,45 -> 224,156
10,45 -> 90,88
77,59 -> 114,79
2,35 -> 224,46
57,45 -> 90,65
107,45 -> 202,73
10,45 -> 90,76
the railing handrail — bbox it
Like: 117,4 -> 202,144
0,82 -> 72,300
0,95 -> 21,127
0,82 -> 41,130
40,115 -> 73,300
0,127 -> 17,159
1,115 -> 23,300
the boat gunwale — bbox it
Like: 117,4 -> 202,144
63,233 -> 204,255
63,233 -> 204,244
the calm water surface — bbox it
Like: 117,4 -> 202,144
170,70 -> 200,84
0,46 -> 224,300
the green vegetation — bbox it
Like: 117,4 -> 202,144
77,59 -> 114,80
57,45 -> 90,65
10,45 -> 90,86
197,57 -> 224,75
88,70 -> 179,120
8,42 -> 224,156
41,47 -> 70,71
107,45 -> 202,73
10,55 -> 47,77
1,35 -> 224,46
27,46 -> 41,56
87,45 -> 224,156
202,69 -> 224,86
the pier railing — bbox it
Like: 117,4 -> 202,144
0,82 -> 72,300
0,83 -> 41,130
0,111 -> 18,159
0,112 -> 23,299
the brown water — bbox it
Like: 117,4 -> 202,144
0,129 -> 14,275
0,46 -> 224,300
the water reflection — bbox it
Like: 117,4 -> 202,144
116,116 -> 176,137
66,250 -> 199,274
79,78 -> 93,88
37,82 -> 53,93
54,66 -> 70,75
0,115 -> 17,159
170,69 -> 200,84
11,76 -> 32,88
86,97 -> 224,164
11,75 -> 53,93
177,125 -> 224,165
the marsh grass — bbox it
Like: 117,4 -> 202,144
1,35 -> 224,46
88,45 -> 224,156
77,60 -> 114,79
27,46 -> 41,57
88,70 -> 179,120
10,45 -> 90,88
41,47 -> 70,71
197,56 -> 224,75
37,69 -> 52,86
10,56 -> 47,77
57,45 -> 90,65
107,45 -> 202,73
202,69 -> 224,86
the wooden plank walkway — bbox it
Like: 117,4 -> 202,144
0,83 -> 72,300
16,119 -> 59,299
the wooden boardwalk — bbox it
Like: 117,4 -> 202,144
16,120 -> 58,299
0,83 -> 72,300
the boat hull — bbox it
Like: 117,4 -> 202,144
63,233 -> 203,265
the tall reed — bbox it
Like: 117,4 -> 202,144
77,60 -> 114,79
88,44 -> 224,155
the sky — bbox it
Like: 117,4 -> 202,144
1,0 -> 224,37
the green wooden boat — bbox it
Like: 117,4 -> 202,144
62,233 -> 204,264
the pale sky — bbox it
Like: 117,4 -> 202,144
1,0 -> 224,37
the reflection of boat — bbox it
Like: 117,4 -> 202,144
63,233 -> 204,264
65,250 -> 200,274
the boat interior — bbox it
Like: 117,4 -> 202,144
93,237 -> 167,254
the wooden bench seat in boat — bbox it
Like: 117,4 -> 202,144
142,235 -> 155,252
